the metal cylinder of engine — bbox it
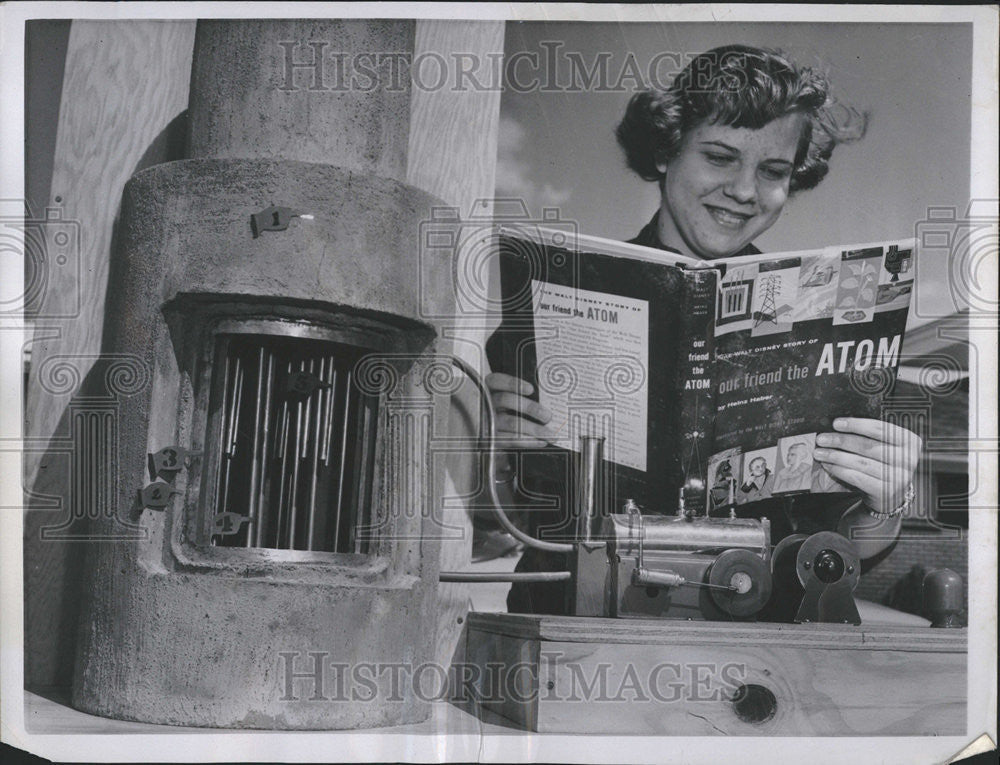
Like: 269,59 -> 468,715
604,513 -> 768,556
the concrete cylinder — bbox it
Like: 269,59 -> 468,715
186,19 -> 413,177
71,20 -> 457,729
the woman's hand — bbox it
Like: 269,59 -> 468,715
485,372 -> 556,450
813,418 -> 922,514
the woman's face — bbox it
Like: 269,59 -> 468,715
656,113 -> 804,260
786,444 -> 805,467
749,457 -> 766,477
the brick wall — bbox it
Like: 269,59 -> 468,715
855,524 -> 968,622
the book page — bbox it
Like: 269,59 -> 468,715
531,279 -> 649,471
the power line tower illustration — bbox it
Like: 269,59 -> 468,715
754,275 -> 780,327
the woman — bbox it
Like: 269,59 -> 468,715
486,45 -> 922,613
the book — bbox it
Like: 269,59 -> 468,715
485,225 -> 915,518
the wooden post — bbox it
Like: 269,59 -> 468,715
24,20 -> 196,690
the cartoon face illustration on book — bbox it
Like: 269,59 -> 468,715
772,434 -> 817,494
737,447 -> 777,504
707,448 -> 741,511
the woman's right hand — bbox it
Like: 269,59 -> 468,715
485,372 -> 557,450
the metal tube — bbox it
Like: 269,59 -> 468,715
321,363 -> 335,464
632,567 -> 686,588
576,436 -> 605,542
449,356 -> 573,554
439,571 -> 572,583
608,514 -> 767,555
246,347 -> 265,548
632,567 -> 736,591
274,360 -> 292,548
333,368 -> 352,551
228,356 -> 244,452
306,356 -> 323,550
353,396 -> 376,554
301,358 -> 313,461
219,354 -> 243,517
254,350 -> 274,547
287,359 -> 306,549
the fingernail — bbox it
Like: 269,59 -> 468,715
523,381 -> 534,395
816,434 -> 831,446
814,448 -> 829,459
833,418 -> 847,429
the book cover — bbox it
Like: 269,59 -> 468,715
486,228 -> 914,522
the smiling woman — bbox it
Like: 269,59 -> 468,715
654,115 -> 804,259
486,44 -> 923,616
616,44 -> 867,260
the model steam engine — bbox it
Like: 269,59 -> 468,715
453,373 -> 869,626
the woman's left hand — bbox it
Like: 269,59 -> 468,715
813,417 -> 922,514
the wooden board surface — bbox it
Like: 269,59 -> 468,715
467,612 -> 967,652
23,20 -> 196,689
405,19 -> 505,671
466,616 -> 968,735
25,19 -> 195,485
533,639 -> 966,736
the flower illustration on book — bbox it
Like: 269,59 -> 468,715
836,260 -> 878,309
833,249 -> 882,325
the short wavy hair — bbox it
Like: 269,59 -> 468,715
616,45 -> 867,193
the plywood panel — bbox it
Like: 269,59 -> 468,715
405,20 -> 505,670
465,629 -> 539,731
25,19 -> 195,485
468,612 -> 967,651
465,613 -> 967,735
535,639 -> 965,735
23,20 -> 196,688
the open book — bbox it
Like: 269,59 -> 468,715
486,225 -> 915,515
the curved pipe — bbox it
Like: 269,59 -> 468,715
450,356 -> 574,554
439,571 -> 572,583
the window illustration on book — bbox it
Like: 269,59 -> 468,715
489,227 -> 914,515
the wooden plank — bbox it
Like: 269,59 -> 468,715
466,612 -> 967,653
466,628 -> 540,732
465,618 -> 967,735
25,20 -> 195,485
23,20 -> 196,689
405,20 -> 505,671
532,639 -> 966,735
